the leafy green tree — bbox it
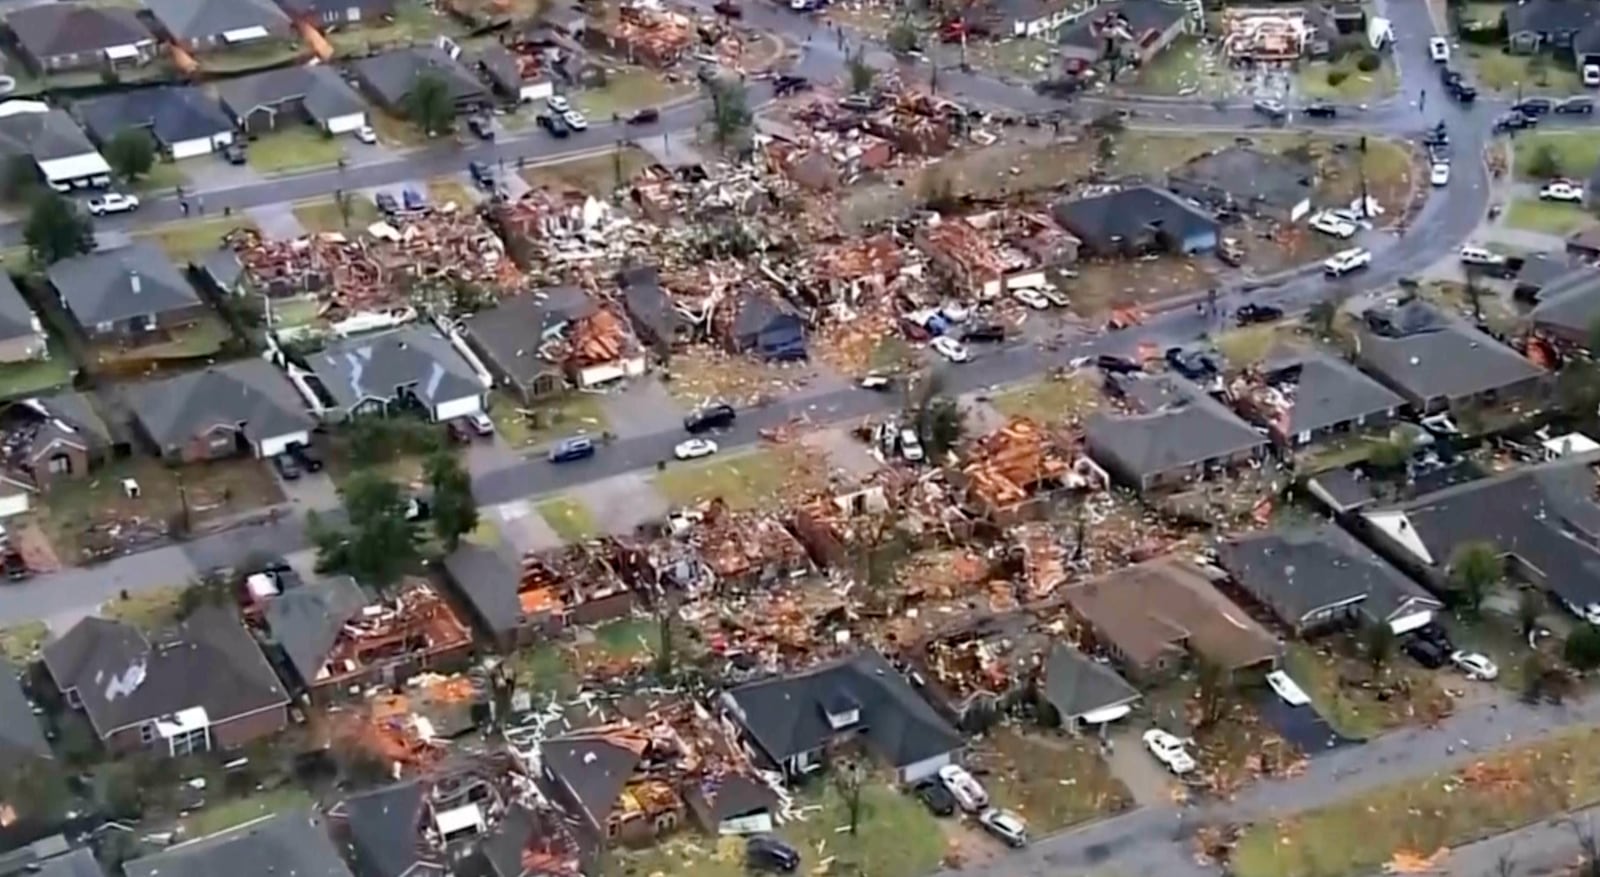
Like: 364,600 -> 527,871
1565,623 -> 1600,672
1306,299 -> 1339,337
23,192 -> 92,265
909,370 -> 964,459
886,21 -> 920,55
403,72 -> 455,137
311,469 -> 419,586
425,450 -> 477,551
846,48 -> 877,94
1449,541 -> 1502,613
706,78 -> 751,150
0,759 -> 69,825
1526,143 -> 1563,179
1366,432 -> 1414,470
104,128 -> 155,181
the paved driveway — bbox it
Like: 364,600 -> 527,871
1254,690 -> 1358,756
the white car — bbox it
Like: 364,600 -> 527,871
1309,211 -> 1358,239
1013,287 -> 1050,310
1450,651 -> 1500,681
937,765 -> 989,812
467,411 -> 495,436
860,373 -> 892,391
355,125 -> 378,144
1586,63 -> 1600,86
1143,729 -> 1196,775
899,428 -> 925,462
1428,36 -> 1450,62
1430,162 -> 1451,187
546,94 -> 571,113
1040,285 -> 1070,308
977,809 -> 1027,847
940,302 -> 970,322
1266,670 -> 1311,706
87,192 -> 139,216
1541,181 -> 1583,202
563,109 -> 588,131
1459,245 -> 1507,267
1324,247 -> 1372,277
673,438 -> 719,460
931,335 -> 970,363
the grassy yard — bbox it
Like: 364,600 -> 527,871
101,585 -> 187,632
246,127 -> 344,174
512,641 -> 577,696
1504,198 -> 1593,235
972,730 -> 1133,834
0,620 -> 48,663
177,786 -> 313,839
579,617 -> 661,666
89,313 -> 233,366
1296,54 -> 1398,101
1283,640 -> 1453,740
1512,130 -> 1600,181
520,147 -> 653,197
368,110 -> 432,148
198,40 -> 303,75
1213,322 -> 1295,366
536,495 -> 598,542
324,0 -> 465,55
486,392 -> 610,449
1232,725 -> 1600,877
129,161 -> 187,194
989,375 -> 1102,424
427,178 -> 477,209
135,217 -> 255,263
292,196 -> 380,233
1129,36 -> 1228,96
652,448 -> 825,510
573,68 -> 694,118
1464,44 -> 1582,93
0,337 -> 75,401
263,293 -> 325,330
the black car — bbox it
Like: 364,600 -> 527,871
626,107 -> 660,125
774,74 -> 812,97
1411,623 -> 1455,653
1557,96 -> 1595,114
538,112 -> 570,138
1494,110 -> 1534,132
288,442 -> 323,473
467,114 -> 495,140
961,323 -> 1007,343
1303,102 -> 1338,119
1164,347 -> 1217,380
1515,96 -> 1554,116
1449,81 -> 1478,103
914,781 -> 957,817
684,402 -> 737,433
747,837 -> 800,874
375,191 -> 400,215
1235,303 -> 1284,326
272,453 -> 302,481
1404,637 -> 1447,669
223,142 -> 247,165
1095,354 -> 1142,374
468,160 -> 495,190
3,548 -> 28,581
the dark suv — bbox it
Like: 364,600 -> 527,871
684,403 -> 736,433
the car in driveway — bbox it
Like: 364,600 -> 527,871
1541,181 -> 1584,202
930,335 -> 970,362
355,125 -> 378,144
1266,670 -> 1311,706
469,161 -> 495,190
272,453 -> 302,481
1142,729 -> 1195,775
466,411 -> 494,436
1013,287 -> 1050,309
978,809 -> 1027,847
913,781 -> 956,816
684,402 -> 736,433
546,94 -> 570,113
1405,637 -> 1447,669
1459,245 -> 1507,268
375,191 -> 400,215
288,442 -> 323,473
899,428 -> 924,462
1450,651 -> 1499,680
747,836 -> 799,873
88,192 -> 139,216
938,765 -> 989,812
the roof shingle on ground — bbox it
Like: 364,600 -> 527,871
1219,524 -> 1440,628
1355,302 -> 1544,405
216,66 -> 368,125
309,325 -> 481,413
6,3 -> 151,61
142,0 -> 289,42
123,359 -> 313,450
124,809 -> 351,877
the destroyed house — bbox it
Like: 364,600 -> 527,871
720,289 -> 806,361
280,578 -> 473,698
1228,345 -> 1404,447
1166,146 -> 1315,223
592,8 -> 693,67
721,649 -> 963,784
1051,186 -> 1219,257
808,235 -> 903,307
953,418 -> 1107,522
46,242 -> 206,339
1062,558 -> 1277,681
915,217 -> 1012,300
1529,266 -> 1600,349
463,288 -> 646,400
685,504 -> 811,588
124,810 -> 351,877
0,392 -> 110,491
1057,0 -> 1188,65
41,607 -> 289,756
303,325 -> 488,423
443,541 -> 637,649
918,612 -> 1059,729
123,360 -> 314,463
1360,454 -> 1600,620
1354,302 -> 1546,414
1086,374 -> 1267,493
1219,525 -> 1441,636
791,481 -> 895,569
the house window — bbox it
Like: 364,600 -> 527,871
139,722 -> 156,744
169,726 -> 208,757
606,819 -> 619,839
48,453 -> 72,475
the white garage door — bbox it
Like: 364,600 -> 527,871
170,137 -> 215,160
1389,610 -> 1433,636
325,112 -> 366,135
898,752 -> 952,785
0,492 -> 30,518
434,395 -> 482,422
258,430 -> 309,459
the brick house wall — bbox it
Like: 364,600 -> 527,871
28,442 -> 90,489
101,703 -> 288,755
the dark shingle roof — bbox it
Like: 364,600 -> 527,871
48,242 -> 198,328
1041,644 -> 1139,721
1505,0 -> 1600,36
1259,345 -> 1406,436
216,66 -> 367,126
1169,146 -> 1315,212
309,325 -> 481,413
142,0 -> 288,41
0,842 -> 103,877
41,616 -> 145,694
462,288 -> 596,386
77,87 -> 232,147
263,575 -> 368,686
6,4 -> 152,61
124,810 -> 351,877
442,542 -> 522,635
1356,303 -> 1544,405
619,265 -> 684,342
353,47 -> 484,109
0,658 -> 50,769
1530,267 -> 1600,338
1220,524 -> 1440,627
0,108 -> 101,163
123,360 -> 313,451
342,781 -> 425,877
0,273 -> 39,342
1051,186 -> 1218,253
1086,374 -> 1265,482
725,650 -> 961,770
541,734 -> 644,824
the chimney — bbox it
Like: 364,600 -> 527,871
129,270 -> 141,294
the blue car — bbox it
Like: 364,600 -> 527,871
549,436 -> 596,463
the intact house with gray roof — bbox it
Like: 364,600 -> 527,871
297,324 -> 489,423
0,272 -> 47,364
469,43 -> 554,103
45,242 -> 208,340
217,66 -> 369,137
41,607 -> 289,757
1352,302 -> 1546,415
76,87 -> 235,160
123,360 -> 314,462
1056,0 -> 1189,67
125,809 -> 352,877
1503,0 -> 1600,69
5,2 -> 156,73
0,104 -> 112,192
0,658 -> 50,775
1358,453 -> 1600,624
1085,373 -> 1268,493
1529,265 -> 1600,350
1038,644 -> 1140,731
142,0 -> 293,56
352,47 -> 488,119
720,649 -> 963,784
1229,344 -> 1405,448
1051,186 -> 1219,257
1167,145 -> 1315,223
1218,524 -> 1442,636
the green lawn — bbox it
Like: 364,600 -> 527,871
573,69 -> 695,118
291,196 -> 379,233
520,147 -> 653,197
583,617 -> 660,661
536,495 -> 598,542
975,730 -> 1133,834
177,787 -> 313,839
101,585 -> 187,632
1232,726 -> 1600,877
989,375 -> 1101,423
246,127 -> 344,174
1503,198 -> 1593,235
136,217 -> 256,262
1214,322 -> 1294,365
0,621 -> 48,663
91,313 -> 232,364
1513,130 -> 1600,181
1283,641 -> 1453,740
1128,36 -> 1226,96
1296,54 -> 1399,101
487,392 -> 610,449
427,178 -> 476,209
0,338 -> 75,400
651,450 -> 805,510
1464,45 -> 1581,93
512,642 -> 577,696
197,40 -> 303,75
324,0 -> 465,55
263,294 -> 325,329
129,161 -> 187,193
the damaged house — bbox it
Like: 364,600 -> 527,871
0,392 -> 110,494
300,324 -> 490,423
618,265 -> 688,350
677,501 -> 811,590
443,541 -> 639,650
1166,146 -> 1315,223
462,287 -> 646,400
124,810 -> 350,877
1086,373 -> 1268,493
1051,186 -> 1219,257
41,607 -> 289,757
952,417 -> 1107,523
1227,344 -> 1405,448
1353,302 -> 1546,414
720,649 -> 963,784
1056,0 -> 1189,66
1528,266 -> 1600,350
718,288 -> 806,361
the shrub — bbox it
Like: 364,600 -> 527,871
1327,70 -> 1349,87
1355,51 -> 1382,72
